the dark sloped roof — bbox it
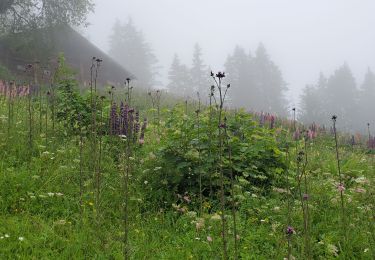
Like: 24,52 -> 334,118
0,26 -> 135,85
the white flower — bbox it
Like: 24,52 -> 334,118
144,180 -> 148,185
18,237 -> 24,241
4,234 -> 9,238
55,193 -> 64,197
47,192 -> 55,197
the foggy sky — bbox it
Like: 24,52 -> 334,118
85,0 -> 375,106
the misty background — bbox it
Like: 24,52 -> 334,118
85,0 -> 375,101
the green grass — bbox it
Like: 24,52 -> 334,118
0,85 -> 374,259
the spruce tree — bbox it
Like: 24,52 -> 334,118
358,68 -> 375,126
167,54 -> 191,97
254,43 -> 287,115
190,43 -> 209,97
108,19 -> 159,88
325,63 -> 358,130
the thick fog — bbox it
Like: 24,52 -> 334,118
85,0 -> 375,104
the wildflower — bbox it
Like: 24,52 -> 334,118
207,236 -> 213,242
18,237 -> 24,241
286,226 -> 295,235
47,192 -> 54,197
327,244 -> 339,256
355,188 -> 366,193
210,214 -> 221,221
4,234 -> 9,238
55,192 -> 63,197
177,207 -> 187,213
195,218 -> 205,230
183,195 -> 191,203
219,123 -> 226,128
303,193 -> 309,200
144,180 -> 148,185
337,183 -> 345,192
186,211 -> 197,218
216,72 -> 226,79
273,187 -> 287,194
55,220 -> 66,225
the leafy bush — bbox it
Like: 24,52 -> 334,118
140,106 -> 287,206
53,53 -> 91,133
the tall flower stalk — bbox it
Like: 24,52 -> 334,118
223,116 -> 238,260
211,71 -> 230,260
332,115 -> 347,253
285,145 -> 293,260
195,92 -> 203,215
296,133 -> 311,259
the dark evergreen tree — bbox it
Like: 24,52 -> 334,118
358,68 -> 375,127
190,43 -> 210,97
224,46 -> 257,109
108,19 -> 159,88
325,63 -> 358,130
167,54 -> 191,97
299,73 -> 329,125
254,43 -> 288,115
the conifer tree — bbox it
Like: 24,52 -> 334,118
167,54 -> 191,97
358,68 -> 375,126
108,19 -> 159,88
190,43 -> 209,97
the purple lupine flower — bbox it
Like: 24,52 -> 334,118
127,108 -> 134,138
293,130 -> 300,140
119,101 -> 125,135
368,137 -> 375,149
270,115 -> 275,129
121,103 -> 129,136
139,118 -> 147,145
133,111 -> 140,142
110,102 -> 118,135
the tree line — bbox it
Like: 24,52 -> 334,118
108,19 -> 289,116
299,64 -> 375,132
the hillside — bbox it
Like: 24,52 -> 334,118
0,61 -> 374,259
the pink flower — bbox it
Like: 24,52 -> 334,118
355,188 -> 366,193
337,183 -> 345,192
207,236 -> 213,242
183,195 -> 191,203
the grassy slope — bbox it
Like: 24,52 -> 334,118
0,89 -> 374,259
